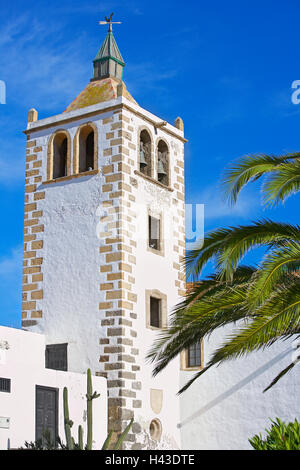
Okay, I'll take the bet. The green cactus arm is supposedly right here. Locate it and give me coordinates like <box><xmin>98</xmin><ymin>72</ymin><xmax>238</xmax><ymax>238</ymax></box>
<box><xmin>78</xmin><ymin>425</ymin><xmax>84</xmax><ymax>450</ymax></box>
<box><xmin>86</xmin><ymin>369</ymin><xmax>93</xmax><ymax>450</ymax></box>
<box><xmin>101</xmin><ymin>430</ymin><xmax>114</xmax><ymax>450</ymax></box>
<box><xmin>113</xmin><ymin>418</ymin><xmax>134</xmax><ymax>450</ymax></box>
<box><xmin>63</xmin><ymin>387</ymin><xmax>74</xmax><ymax>450</ymax></box>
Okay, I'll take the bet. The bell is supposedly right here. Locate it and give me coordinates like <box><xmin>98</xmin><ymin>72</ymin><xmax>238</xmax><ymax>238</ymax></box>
<box><xmin>157</xmin><ymin>159</ymin><xmax>166</xmax><ymax>181</ymax></box>
<box><xmin>140</xmin><ymin>151</ymin><xmax>148</xmax><ymax>168</ymax></box>
<box><xmin>140</xmin><ymin>142</ymin><xmax>148</xmax><ymax>169</ymax></box>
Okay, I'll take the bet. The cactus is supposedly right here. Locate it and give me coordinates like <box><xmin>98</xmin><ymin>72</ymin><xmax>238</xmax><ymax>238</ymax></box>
<box><xmin>78</xmin><ymin>425</ymin><xmax>84</xmax><ymax>450</ymax></box>
<box><xmin>63</xmin><ymin>387</ymin><xmax>74</xmax><ymax>450</ymax></box>
<box><xmin>86</xmin><ymin>368</ymin><xmax>93</xmax><ymax>450</ymax></box>
<box><xmin>86</xmin><ymin>368</ymin><xmax>100</xmax><ymax>450</ymax></box>
<box><xmin>86</xmin><ymin>368</ymin><xmax>99</xmax><ymax>449</ymax></box>
<box><xmin>61</xmin><ymin>369</ymin><xmax>133</xmax><ymax>450</ymax></box>
<box><xmin>113</xmin><ymin>418</ymin><xmax>134</xmax><ymax>450</ymax></box>
<box><xmin>63</xmin><ymin>369</ymin><xmax>100</xmax><ymax>450</ymax></box>
<box><xmin>101</xmin><ymin>419</ymin><xmax>134</xmax><ymax>450</ymax></box>
<box><xmin>101</xmin><ymin>430</ymin><xmax>114</xmax><ymax>450</ymax></box>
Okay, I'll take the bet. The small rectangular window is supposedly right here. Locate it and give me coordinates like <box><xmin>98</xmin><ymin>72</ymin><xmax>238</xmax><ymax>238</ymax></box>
<box><xmin>149</xmin><ymin>216</ymin><xmax>160</xmax><ymax>251</ymax></box>
<box><xmin>0</xmin><ymin>377</ymin><xmax>11</xmax><ymax>393</ymax></box>
<box><xmin>46</xmin><ymin>344</ymin><xmax>68</xmax><ymax>371</ymax></box>
<box><xmin>150</xmin><ymin>297</ymin><xmax>161</xmax><ymax>328</ymax></box>
<box><xmin>187</xmin><ymin>341</ymin><xmax>202</xmax><ymax>368</ymax></box>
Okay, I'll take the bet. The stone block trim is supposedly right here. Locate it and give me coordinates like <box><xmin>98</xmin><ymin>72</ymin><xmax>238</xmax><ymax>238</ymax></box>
<box><xmin>97</xmin><ymin>107</ymin><xmax>186</xmax><ymax>449</ymax></box>
<box><xmin>98</xmin><ymin>109</ymin><xmax>141</xmax><ymax>449</ymax></box>
<box><xmin>22</xmin><ymin>137</ymin><xmax>45</xmax><ymax>326</ymax></box>
<box><xmin>172</xmin><ymin>148</ymin><xmax>186</xmax><ymax>298</ymax></box>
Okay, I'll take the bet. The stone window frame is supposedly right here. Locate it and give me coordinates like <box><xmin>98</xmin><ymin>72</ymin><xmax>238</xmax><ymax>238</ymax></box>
<box><xmin>145</xmin><ymin>289</ymin><xmax>168</xmax><ymax>330</ymax></box>
<box><xmin>137</xmin><ymin>125</ymin><xmax>154</xmax><ymax>178</ymax></box>
<box><xmin>73</xmin><ymin>122</ymin><xmax>98</xmax><ymax>175</ymax></box>
<box><xmin>147</xmin><ymin>208</ymin><xmax>165</xmax><ymax>257</ymax></box>
<box><xmin>155</xmin><ymin>137</ymin><xmax>171</xmax><ymax>188</ymax></box>
<box><xmin>180</xmin><ymin>339</ymin><xmax>204</xmax><ymax>371</ymax></box>
<box><xmin>47</xmin><ymin>129</ymin><xmax>71</xmax><ymax>181</ymax></box>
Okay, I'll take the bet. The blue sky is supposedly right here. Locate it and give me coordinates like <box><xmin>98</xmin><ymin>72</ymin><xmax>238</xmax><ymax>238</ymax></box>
<box><xmin>0</xmin><ymin>0</ymin><xmax>299</xmax><ymax>328</ymax></box>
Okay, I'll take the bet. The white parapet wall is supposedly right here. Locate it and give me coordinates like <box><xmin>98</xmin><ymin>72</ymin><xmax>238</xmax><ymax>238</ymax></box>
<box><xmin>0</xmin><ymin>326</ymin><xmax>107</xmax><ymax>450</ymax></box>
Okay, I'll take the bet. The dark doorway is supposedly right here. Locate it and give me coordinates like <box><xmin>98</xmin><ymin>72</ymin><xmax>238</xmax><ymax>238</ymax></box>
<box><xmin>35</xmin><ymin>386</ymin><xmax>58</xmax><ymax>446</ymax></box>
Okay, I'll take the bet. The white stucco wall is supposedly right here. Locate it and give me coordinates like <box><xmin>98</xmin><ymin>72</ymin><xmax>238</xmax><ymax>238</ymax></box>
<box><xmin>0</xmin><ymin>326</ymin><xmax>107</xmax><ymax>450</ymax></box>
<box><xmin>180</xmin><ymin>327</ymin><xmax>300</xmax><ymax>450</ymax></box>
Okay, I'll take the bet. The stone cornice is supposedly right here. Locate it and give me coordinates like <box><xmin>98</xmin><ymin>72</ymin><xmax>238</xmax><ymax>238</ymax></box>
<box><xmin>24</xmin><ymin>100</ymin><xmax>187</xmax><ymax>143</ymax></box>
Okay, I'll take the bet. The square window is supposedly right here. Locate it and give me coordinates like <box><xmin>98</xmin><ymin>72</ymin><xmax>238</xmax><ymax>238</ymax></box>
<box><xmin>45</xmin><ymin>344</ymin><xmax>68</xmax><ymax>371</ymax></box>
<box><xmin>0</xmin><ymin>377</ymin><xmax>11</xmax><ymax>393</ymax></box>
<box><xmin>150</xmin><ymin>297</ymin><xmax>161</xmax><ymax>328</ymax></box>
<box><xmin>149</xmin><ymin>216</ymin><xmax>160</xmax><ymax>251</ymax></box>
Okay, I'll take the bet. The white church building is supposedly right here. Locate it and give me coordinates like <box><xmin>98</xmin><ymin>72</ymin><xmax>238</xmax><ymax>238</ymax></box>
<box><xmin>0</xmin><ymin>20</ymin><xmax>299</xmax><ymax>450</ymax></box>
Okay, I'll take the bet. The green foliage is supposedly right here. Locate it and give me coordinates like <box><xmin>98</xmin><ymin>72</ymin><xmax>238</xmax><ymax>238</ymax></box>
<box><xmin>23</xmin><ymin>429</ymin><xmax>57</xmax><ymax>450</ymax></box>
<box><xmin>149</xmin><ymin>151</ymin><xmax>300</xmax><ymax>394</ymax></box>
<box><xmin>249</xmin><ymin>418</ymin><xmax>300</xmax><ymax>450</ymax></box>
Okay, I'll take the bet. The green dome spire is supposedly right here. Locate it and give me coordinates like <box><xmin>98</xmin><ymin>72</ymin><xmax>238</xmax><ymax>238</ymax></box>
<box><xmin>92</xmin><ymin>14</ymin><xmax>125</xmax><ymax>81</ymax></box>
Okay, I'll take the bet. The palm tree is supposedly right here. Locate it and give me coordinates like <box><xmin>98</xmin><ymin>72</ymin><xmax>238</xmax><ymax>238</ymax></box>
<box><xmin>148</xmin><ymin>152</ymin><xmax>300</xmax><ymax>393</ymax></box>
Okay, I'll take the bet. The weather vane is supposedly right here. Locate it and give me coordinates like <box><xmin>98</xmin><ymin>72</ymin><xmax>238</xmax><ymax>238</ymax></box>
<box><xmin>99</xmin><ymin>13</ymin><xmax>121</xmax><ymax>32</ymax></box>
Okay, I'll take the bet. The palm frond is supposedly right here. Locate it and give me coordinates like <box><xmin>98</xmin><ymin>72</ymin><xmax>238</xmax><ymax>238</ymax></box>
<box><xmin>248</xmin><ymin>242</ymin><xmax>300</xmax><ymax>305</ymax></box>
<box><xmin>262</xmin><ymin>160</ymin><xmax>300</xmax><ymax>207</ymax></box>
<box><xmin>215</xmin><ymin>220</ymin><xmax>300</xmax><ymax>280</ymax></box>
<box><xmin>184</xmin><ymin>227</ymin><xmax>233</xmax><ymax>281</ymax></box>
<box><xmin>205</xmin><ymin>280</ymin><xmax>300</xmax><ymax>367</ymax></box>
<box><xmin>263</xmin><ymin>362</ymin><xmax>296</xmax><ymax>393</ymax></box>
<box><xmin>185</xmin><ymin>220</ymin><xmax>300</xmax><ymax>282</ymax></box>
<box><xmin>222</xmin><ymin>152</ymin><xmax>300</xmax><ymax>205</ymax></box>
<box><xmin>178</xmin><ymin>365</ymin><xmax>213</xmax><ymax>394</ymax></box>
<box><xmin>172</xmin><ymin>265</ymin><xmax>256</xmax><ymax>320</ymax></box>
<box><xmin>148</xmin><ymin>279</ymin><xmax>251</xmax><ymax>376</ymax></box>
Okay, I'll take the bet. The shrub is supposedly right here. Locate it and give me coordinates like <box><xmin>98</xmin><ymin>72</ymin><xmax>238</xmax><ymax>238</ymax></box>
<box><xmin>249</xmin><ymin>418</ymin><xmax>300</xmax><ymax>450</ymax></box>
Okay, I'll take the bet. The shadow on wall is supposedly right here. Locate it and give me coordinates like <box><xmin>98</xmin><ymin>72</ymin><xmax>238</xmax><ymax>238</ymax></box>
<box><xmin>177</xmin><ymin>347</ymin><xmax>291</xmax><ymax>428</ymax></box>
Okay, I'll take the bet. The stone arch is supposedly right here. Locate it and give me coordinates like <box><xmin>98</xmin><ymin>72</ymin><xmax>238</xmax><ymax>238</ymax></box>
<box><xmin>47</xmin><ymin>129</ymin><xmax>71</xmax><ymax>181</ymax></box>
<box><xmin>73</xmin><ymin>122</ymin><xmax>98</xmax><ymax>174</ymax></box>
<box><xmin>156</xmin><ymin>138</ymin><xmax>170</xmax><ymax>187</ymax></box>
<box><xmin>138</xmin><ymin>126</ymin><xmax>153</xmax><ymax>178</ymax></box>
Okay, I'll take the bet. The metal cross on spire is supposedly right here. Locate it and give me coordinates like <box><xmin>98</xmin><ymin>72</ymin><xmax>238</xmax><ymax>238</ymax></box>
<box><xmin>99</xmin><ymin>13</ymin><xmax>122</xmax><ymax>32</ymax></box>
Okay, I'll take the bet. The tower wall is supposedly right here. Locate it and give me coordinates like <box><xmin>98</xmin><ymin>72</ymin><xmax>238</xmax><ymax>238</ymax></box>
<box><xmin>22</xmin><ymin>97</ymin><xmax>185</xmax><ymax>449</ymax></box>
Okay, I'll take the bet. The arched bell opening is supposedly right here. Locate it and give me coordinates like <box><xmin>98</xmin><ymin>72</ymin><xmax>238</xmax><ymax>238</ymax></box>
<box><xmin>139</xmin><ymin>129</ymin><xmax>152</xmax><ymax>177</ymax></box>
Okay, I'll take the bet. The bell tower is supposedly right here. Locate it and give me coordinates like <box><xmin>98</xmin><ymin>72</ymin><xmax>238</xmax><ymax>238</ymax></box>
<box><xmin>22</xmin><ymin>16</ymin><xmax>186</xmax><ymax>449</ymax></box>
